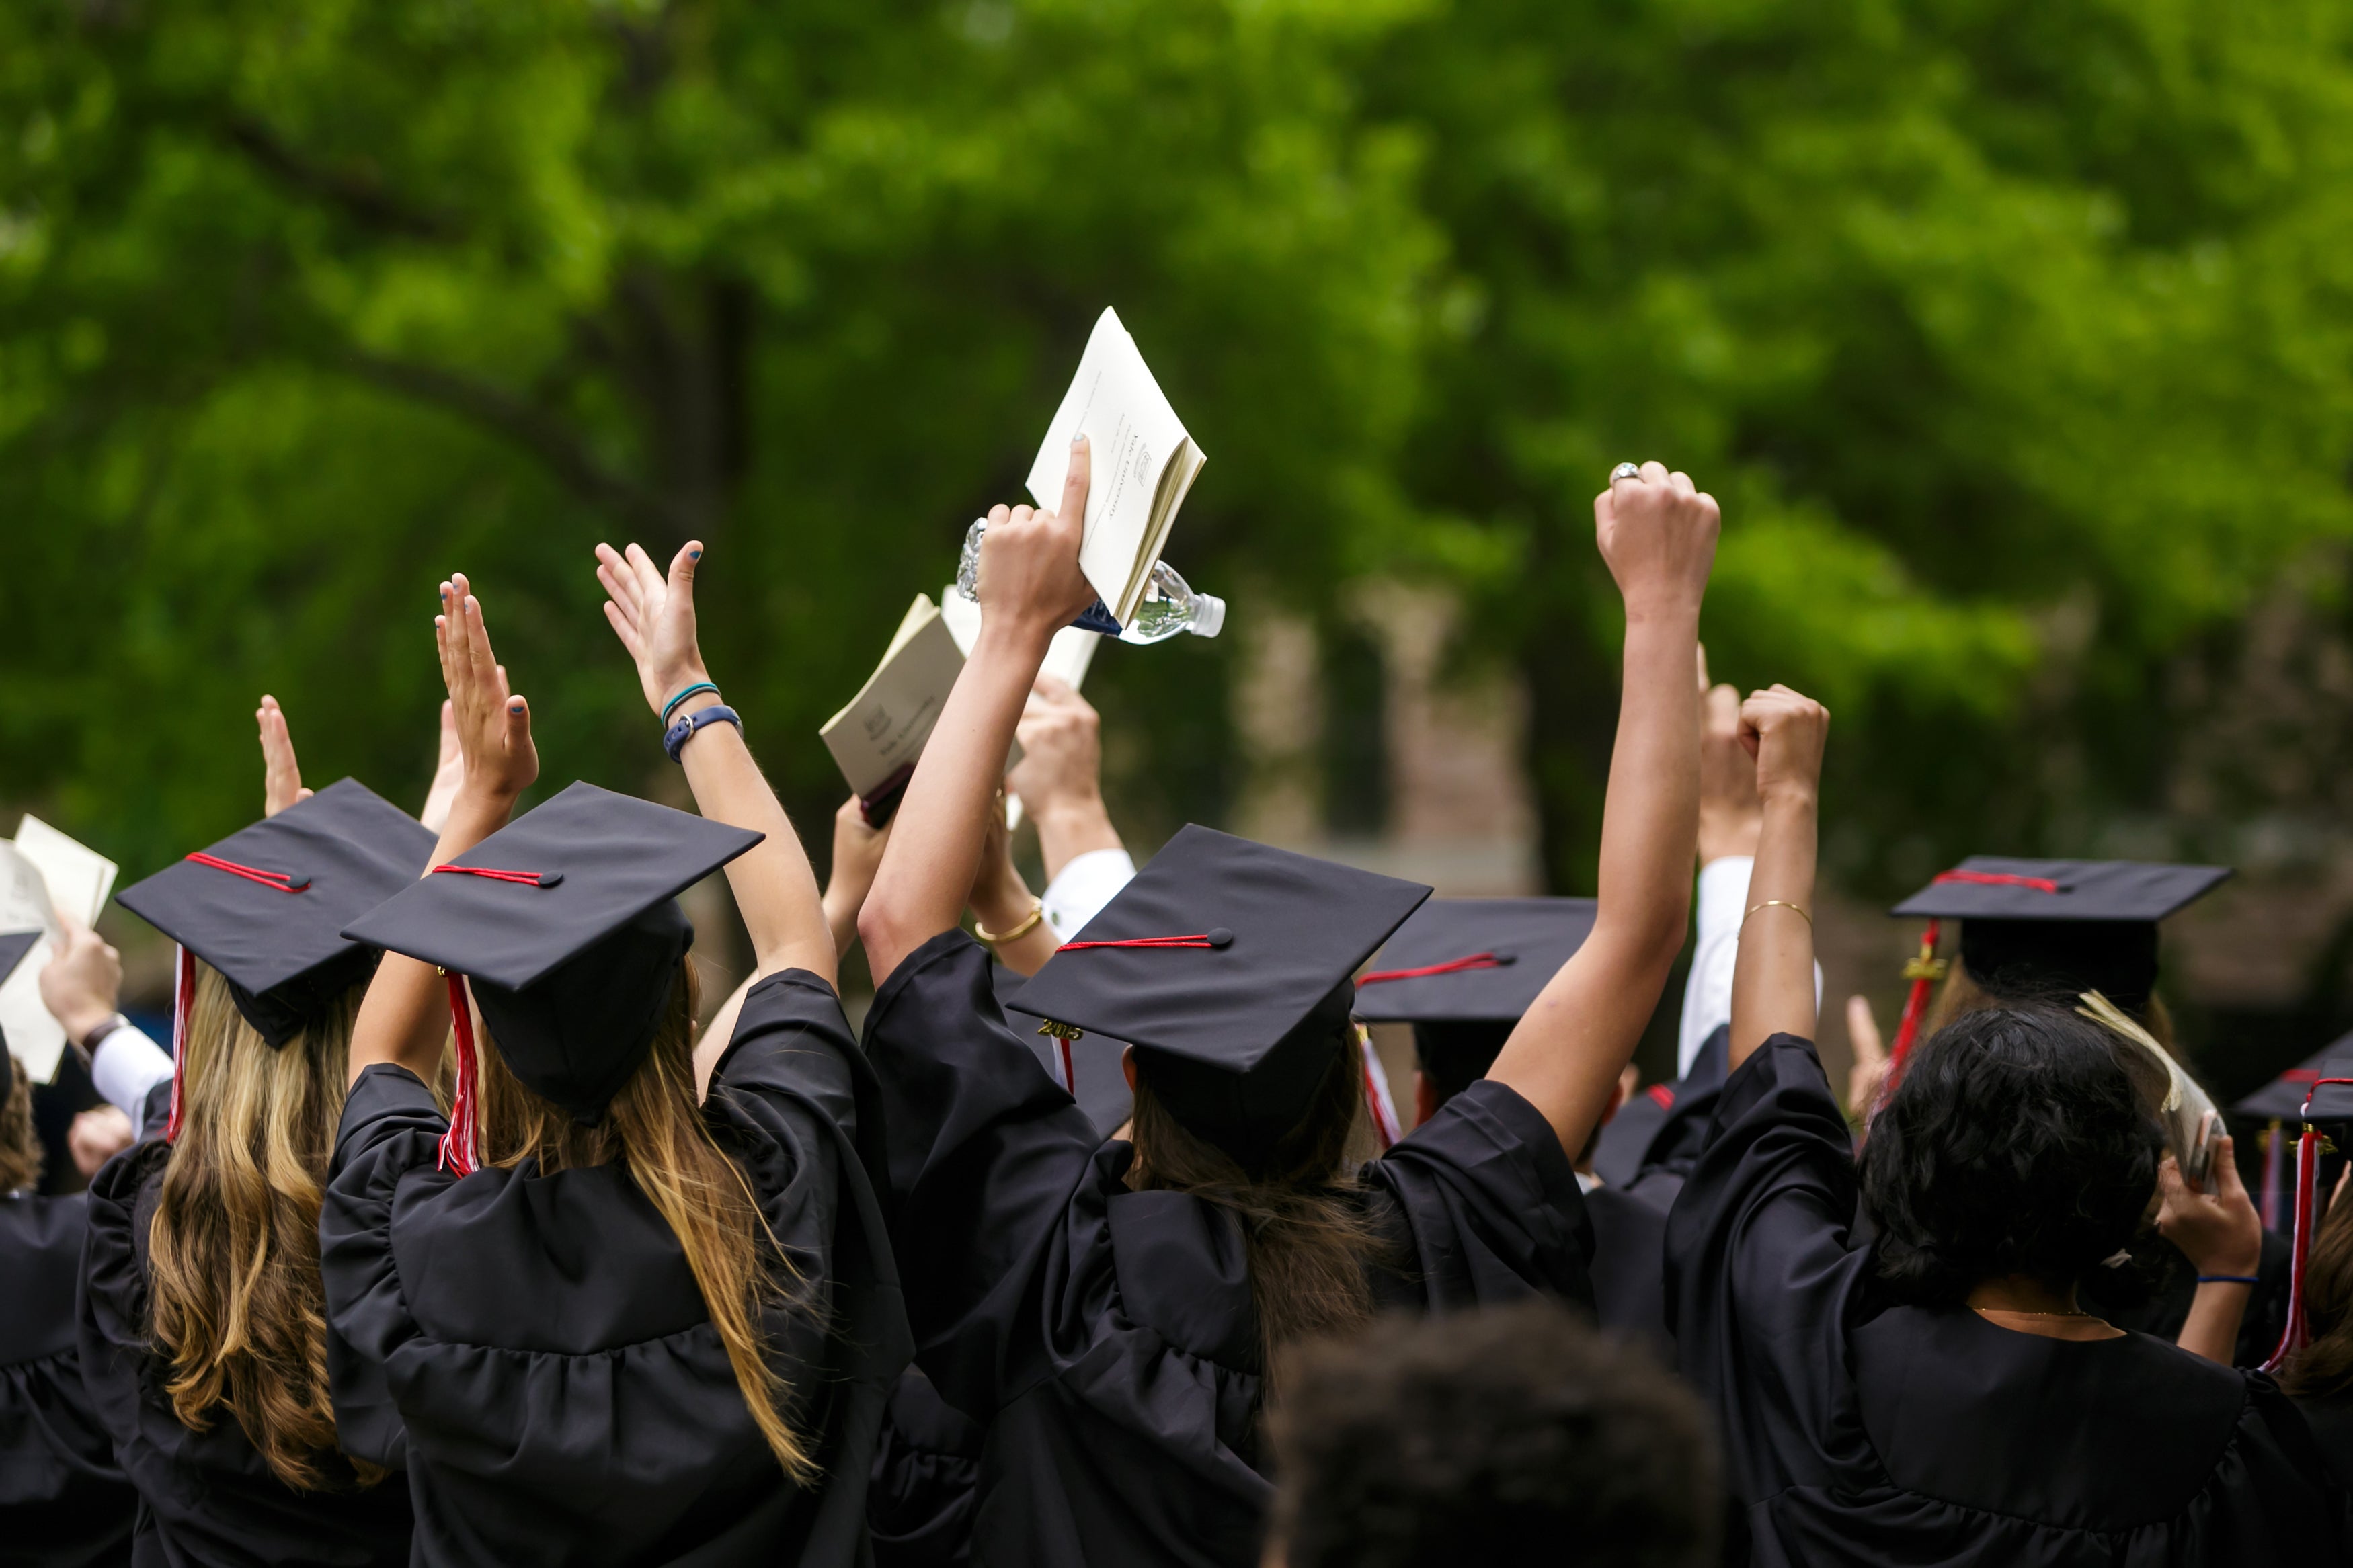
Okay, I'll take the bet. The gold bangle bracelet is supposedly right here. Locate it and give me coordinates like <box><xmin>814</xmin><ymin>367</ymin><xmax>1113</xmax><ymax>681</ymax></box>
<box><xmin>975</xmin><ymin>901</ymin><xmax>1046</xmax><ymax>945</ymax></box>
<box><xmin>1741</xmin><ymin>899</ymin><xmax>1812</xmax><ymax>930</ymax></box>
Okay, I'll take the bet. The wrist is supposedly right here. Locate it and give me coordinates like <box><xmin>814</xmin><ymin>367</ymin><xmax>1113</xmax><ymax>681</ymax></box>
<box><xmin>1697</xmin><ymin>807</ymin><xmax>1763</xmax><ymax>865</ymax></box>
<box><xmin>971</xmin><ymin>876</ymin><xmax>1037</xmax><ymax>931</ymax></box>
<box><xmin>61</xmin><ymin>1005</ymin><xmax>122</xmax><ymax>1047</ymax></box>
<box><xmin>1618</xmin><ymin>593</ymin><xmax>1704</xmax><ymax>628</ymax></box>
<box><xmin>654</xmin><ymin>673</ymin><xmax>716</xmax><ymax>720</ymax></box>
<box><xmin>1758</xmin><ymin>785</ymin><xmax>1819</xmax><ymax>813</ymax></box>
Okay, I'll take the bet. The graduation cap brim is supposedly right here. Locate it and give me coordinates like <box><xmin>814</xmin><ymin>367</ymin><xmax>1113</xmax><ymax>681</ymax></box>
<box><xmin>1890</xmin><ymin>858</ymin><xmax>2231</xmax><ymax>923</ymax></box>
<box><xmin>1351</xmin><ymin>897</ymin><xmax>1597</xmax><ymax>1023</ymax></box>
<box><xmin>994</xmin><ymin>962</ymin><xmax>1132</xmax><ymax>1138</ymax></box>
<box><xmin>341</xmin><ymin>781</ymin><xmax>762</xmax><ymax>989</ymax></box>
<box><xmin>116</xmin><ymin>779</ymin><xmax>437</xmax><ymax>999</ymax></box>
<box><xmin>2237</xmin><ymin>1036</ymin><xmax>2353</xmax><ymax>1122</ymax></box>
<box><xmin>1003</xmin><ymin>825</ymin><xmax>1431</xmax><ymax>1075</ymax></box>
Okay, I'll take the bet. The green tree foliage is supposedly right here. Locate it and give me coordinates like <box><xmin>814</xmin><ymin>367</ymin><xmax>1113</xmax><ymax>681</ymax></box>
<box><xmin>4</xmin><ymin>0</ymin><xmax>2351</xmax><ymax>908</ymax></box>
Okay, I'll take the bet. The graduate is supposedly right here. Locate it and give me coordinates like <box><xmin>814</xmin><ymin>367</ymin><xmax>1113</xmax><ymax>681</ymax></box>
<box><xmin>1884</xmin><ymin>856</ymin><xmax>2293</xmax><ymax>1362</ymax></box>
<box><xmin>1353</xmin><ymin>897</ymin><xmax>1675</xmax><ymax>1358</ymax></box>
<box><xmin>1665</xmin><ymin>686</ymin><xmax>2344</xmax><ymax>1565</ymax></box>
<box><xmin>77</xmin><ymin>706</ymin><xmax>424</xmax><ymax>1568</ymax></box>
<box><xmin>851</xmin><ymin>447</ymin><xmax>1718</xmax><ymax>1567</ymax></box>
<box><xmin>2267</xmin><ymin>1061</ymin><xmax>2353</xmax><ymax>1489</ymax></box>
<box><xmin>318</xmin><ymin>555</ymin><xmax>908</xmax><ymax>1568</ymax></box>
<box><xmin>3</xmin><ymin>989</ymin><xmax>138</xmax><ymax>1568</ymax></box>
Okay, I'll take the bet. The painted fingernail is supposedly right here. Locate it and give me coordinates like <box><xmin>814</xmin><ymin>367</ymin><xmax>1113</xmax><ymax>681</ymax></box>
<box><xmin>690</xmin><ymin>548</ymin><xmax>701</xmax><ymax>559</ymax></box>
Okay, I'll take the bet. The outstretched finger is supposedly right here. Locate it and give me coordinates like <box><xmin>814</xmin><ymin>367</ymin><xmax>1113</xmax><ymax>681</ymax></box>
<box><xmin>624</xmin><ymin>542</ymin><xmax>666</xmax><ymax>606</ymax></box>
<box><xmin>602</xmin><ymin>600</ymin><xmax>645</xmax><ymax>661</ymax></box>
<box><xmin>668</xmin><ymin>540</ymin><xmax>701</xmax><ymax>608</ymax></box>
<box><xmin>1846</xmin><ymin>995</ymin><xmax>1886</xmax><ymax>1067</ymax></box>
<box><xmin>2208</xmin><ymin>1132</ymin><xmax>2246</xmax><ymax>1200</ymax></box>
<box><xmin>1058</xmin><ymin>434</ymin><xmax>1092</xmax><ymax>524</ymax></box>
<box><xmin>595</xmin><ymin>544</ymin><xmax>644</xmax><ymax>628</ymax></box>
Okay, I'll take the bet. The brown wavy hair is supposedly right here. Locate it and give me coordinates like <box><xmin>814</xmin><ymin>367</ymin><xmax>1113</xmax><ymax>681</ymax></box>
<box><xmin>146</xmin><ymin>964</ymin><xmax>382</xmax><ymax>1491</ymax></box>
<box><xmin>471</xmin><ymin>956</ymin><xmax>816</xmax><ymax>1480</ymax></box>
<box><xmin>1</xmin><ymin>1052</ymin><xmax>40</xmax><ymax>1194</ymax></box>
<box><xmin>1126</xmin><ymin>1026</ymin><xmax>1391</xmax><ymax>1390</ymax></box>
<box><xmin>2284</xmin><ymin>1180</ymin><xmax>2353</xmax><ymax>1398</ymax></box>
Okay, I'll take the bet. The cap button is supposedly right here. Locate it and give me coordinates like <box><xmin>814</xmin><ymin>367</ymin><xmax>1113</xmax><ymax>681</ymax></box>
<box><xmin>284</xmin><ymin>874</ymin><xmax>312</xmax><ymax>891</ymax></box>
<box><xmin>535</xmin><ymin>872</ymin><xmax>565</xmax><ymax>888</ymax></box>
<box><xmin>1492</xmin><ymin>950</ymin><xmax>1517</xmax><ymax>966</ymax></box>
<box><xmin>1206</xmin><ymin>927</ymin><xmax>1234</xmax><ymax>948</ymax></box>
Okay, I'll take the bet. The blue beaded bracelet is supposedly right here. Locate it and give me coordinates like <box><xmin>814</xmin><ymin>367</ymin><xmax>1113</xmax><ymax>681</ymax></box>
<box><xmin>660</xmin><ymin>681</ymin><xmax>719</xmax><ymax>723</ymax></box>
<box><xmin>664</xmin><ymin>704</ymin><xmax>741</xmax><ymax>763</ymax></box>
<box><xmin>2196</xmin><ymin>1274</ymin><xmax>2261</xmax><ymax>1286</ymax></box>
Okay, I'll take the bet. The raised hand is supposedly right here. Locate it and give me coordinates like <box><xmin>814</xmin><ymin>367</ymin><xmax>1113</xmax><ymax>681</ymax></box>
<box><xmin>821</xmin><ymin>796</ymin><xmax>891</xmax><ymax>960</ymax></box>
<box><xmin>435</xmin><ymin>573</ymin><xmax>538</xmax><ymax>803</ymax></box>
<box><xmin>2158</xmin><ymin>1126</ymin><xmax>2262</xmax><ymax>1278</ymax></box>
<box><xmin>68</xmin><ymin>1105</ymin><xmax>136</xmax><ymax>1178</ymax></box>
<box><xmin>1696</xmin><ymin>647</ymin><xmax>1761</xmax><ymax>865</ymax></box>
<box><xmin>39</xmin><ymin>915</ymin><xmax>123</xmax><ymax>1045</ymax></box>
<box><xmin>594</xmin><ymin>540</ymin><xmax>710</xmax><ymax>718</ymax></box>
<box><xmin>975</xmin><ymin>436</ymin><xmax>1096</xmax><ymax>641</ymax></box>
<box><xmin>1845</xmin><ymin>995</ymin><xmax>1890</xmax><ymax>1122</ymax></box>
<box><xmin>1008</xmin><ymin>673</ymin><xmax>1123</xmax><ymax>883</ymax></box>
<box><xmin>257</xmin><ymin>696</ymin><xmax>311</xmax><ymax>817</ymax></box>
<box><xmin>1595</xmin><ymin>462</ymin><xmax>1718</xmax><ymax>617</ymax></box>
<box><xmin>1737</xmin><ymin>684</ymin><xmax>1830</xmax><ymax>809</ymax></box>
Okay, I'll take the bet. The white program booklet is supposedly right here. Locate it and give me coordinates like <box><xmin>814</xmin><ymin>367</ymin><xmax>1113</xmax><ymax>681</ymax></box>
<box><xmin>0</xmin><ymin>819</ymin><xmax>115</xmax><ymax>1082</ymax></box>
<box><xmin>16</xmin><ymin>815</ymin><xmax>116</xmax><ymax>927</ymax></box>
<box><xmin>1023</xmin><ymin>308</ymin><xmax>1206</xmax><ymax>627</ymax></box>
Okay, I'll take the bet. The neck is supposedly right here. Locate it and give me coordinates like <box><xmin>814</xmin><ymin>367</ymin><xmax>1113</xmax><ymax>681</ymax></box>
<box><xmin>1966</xmin><ymin>1275</ymin><xmax>2080</xmax><ymax>1315</ymax></box>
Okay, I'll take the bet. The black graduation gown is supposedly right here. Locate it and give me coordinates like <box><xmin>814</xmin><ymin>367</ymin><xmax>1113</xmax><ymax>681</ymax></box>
<box><xmin>869</xmin><ymin>1366</ymin><xmax>983</xmax><ymax>1568</ymax></box>
<box><xmin>1583</xmin><ymin>1180</ymin><xmax>1673</xmax><ymax>1362</ymax></box>
<box><xmin>2079</xmin><ymin>1227</ymin><xmax>2295</xmax><ymax>1370</ymax></box>
<box><xmin>78</xmin><ymin>1143</ymin><xmax>414</xmax><ymax>1568</ymax></box>
<box><xmin>1</xmin><ymin>1191</ymin><xmax>134</xmax><ymax>1568</ymax></box>
<box><xmin>318</xmin><ymin>969</ymin><xmax>909</xmax><ymax>1568</ymax></box>
<box><xmin>1667</xmin><ymin>1033</ymin><xmax>2347</xmax><ymax>1566</ymax></box>
<box><xmin>863</xmin><ymin>930</ymin><xmax>1595</xmax><ymax>1568</ymax></box>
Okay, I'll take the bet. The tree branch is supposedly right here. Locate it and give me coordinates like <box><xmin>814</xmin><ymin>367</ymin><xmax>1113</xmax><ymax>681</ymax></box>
<box><xmin>340</xmin><ymin>349</ymin><xmax>688</xmax><ymax>537</ymax></box>
<box><xmin>219</xmin><ymin>118</ymin><xmax>461</xmax><ymax>242</ymax></box>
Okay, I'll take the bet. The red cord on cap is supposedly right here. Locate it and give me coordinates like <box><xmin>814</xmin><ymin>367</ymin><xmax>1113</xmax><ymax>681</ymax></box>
<box><xmin>1058</xmin><ymin>930</ymin><xmax>1233</xmax><ymax>952</ymax></box>
<box><xmin>163</xmin><ymin>945</ymin><xmax>196</xmax><ymax>1143</ymax></box>
<box><xmin>1931</xmin><ymin>868</ymin><xmax>2064</xmax><ymax>894</ymax></box>
<box><xmin>1357</xmin><ymin>952</ymin><xmax>1507</xmax><ymax>985</ymax></box>
<box><xmin>439</xmin><ymin>974</ymin><xmax>481</xmax><ymax>1176</ymax></box>
<box><xmin>2265</xmin><ymin>1077</ymin><xmax>2353</xmax><ymax>1374</ymax></box>
<box><xmin>184</xmin><ymin>851</ymin><xmax>309</xmax><ymax>893</ymax></box>
<box><xmin>430</xmin><ymin>864</ymin><xmax>562</xmax><ymax>887</ymax></box>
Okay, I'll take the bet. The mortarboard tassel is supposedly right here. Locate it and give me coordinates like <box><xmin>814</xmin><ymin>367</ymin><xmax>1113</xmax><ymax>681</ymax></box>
<box><xmin>1358</xmin><ymin>1025</ymin><xmax>1400</xmax><ymax>1150</ymax></box>
<box><xmin>163</xmin><ymin>944</ymin><xmax>196</xmax><ymax>1143</ymax></box>
<box><xmin>2264</xmin><ymin>1078</ymin><xmax>2353</xmax><ymax>1375</ymax></box>
<box><xmin>1886</xmin><ymin>919</ymin><xmax>1944</xmax><ymax>1075</ymax></box>
<box><xmin>439</xmin><ymin>973</ymin><xmax>481</xmax><ymax>1176</ymax></box>
<box><xmin>183</xmin><ymin>850</ymin><xmax>311</xmax><ymax>893</ymax></box>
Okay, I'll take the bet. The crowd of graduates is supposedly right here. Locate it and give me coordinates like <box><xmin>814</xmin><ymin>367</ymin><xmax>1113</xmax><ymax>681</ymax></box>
<box><xmin>7</xmin><ymin>446</ymin><xmax>2353</xmax><ymax>1566</ymax></box>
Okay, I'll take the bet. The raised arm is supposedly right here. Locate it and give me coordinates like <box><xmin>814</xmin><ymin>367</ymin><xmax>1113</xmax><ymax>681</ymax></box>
<box><xmin>1725</xmin><ymin>686</ymin><xmax>1828</xmax><ymax>1073</ymax></box>
<box><xmin>1008</xmin><ymin>675</ymin><xmax>1123</xmax><ymax>884</ymax></box>
<box><xmin>1486</xmin><ymin>463</ymin><xmax>1716</xmax><ymax>1153</ymax></box>
<box><xmin>349</xmin><ymin>575</ymin><xmax>540</xmax><ymax>1086</ymax></box>
<box><xmin>860</xmin><ymin>438</ymin><xmax>1096</xmax><ymax>986</ymax></box>
<box><xmin>596</xmin><ymin>540</ymin><xmax>834</xmax><ymax>986</ymax></box>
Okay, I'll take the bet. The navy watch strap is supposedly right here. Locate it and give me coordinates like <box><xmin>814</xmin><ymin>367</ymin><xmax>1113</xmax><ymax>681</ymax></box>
<box><xmin>664</xmin><ymin>704</ymin><xmax>742</xmax><ymax>763</ymax></box>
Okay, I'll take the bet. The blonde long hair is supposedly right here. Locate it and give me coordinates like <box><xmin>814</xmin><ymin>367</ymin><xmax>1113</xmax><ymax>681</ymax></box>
<box><xmin>146</xmin><ymin>964</ymin><xmax>382</xmax><ymax>1491</ymax></box>
<box><xmin>472</xmin><ymin>956</ymin><xmax>816</xmax><ymax>1481</ymax></box>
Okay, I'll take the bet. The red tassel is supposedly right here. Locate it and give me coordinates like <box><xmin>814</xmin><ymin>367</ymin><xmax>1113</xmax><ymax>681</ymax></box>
<box><xmin>1359</xmin><ymin>1028</ymin><xmax>1399</xmax><ymax>1150</ymax></box>
<box><xmin>1357</xmin><ymin>952</ymin><xmax>1507</xmax><ymax>986</ymax></box>
<box><xmin>1930</xmin><ymin>869</ymin><xmax>2062</xmax><ymax>895</ymax></box>
<box><xmin>438</xmin><ymin>974</ymin><xmax>480</xmax><ymax>1176</ymax></box>
<box><xmin>1057</xmin><ymin>1034</ymin><xmax>1076</xmax><ymax>1096</ymax></box>
<box><xmin>1886</xmin><ymin>919</ymin><xmax>1944</xmax><ymax>1077</ymax></box>
<box><xmin>2266</xmin><ymin>1126</ymin><xmax>2326</xmax><ymax>1374</ymax></box>
<box><xmin>1059</xmin><ymin>934</ymin><xmax>1224</xmax><ymax>951</ymax></box>
<box><xmin>183</xmin><ymin>851</ymin><xmax>309</xmax><ymax>893</ymax></box>
<box><xmin>163</xmin><ymin>946</ymin><xmax>195</xmax><ymax>1143</ymax></box>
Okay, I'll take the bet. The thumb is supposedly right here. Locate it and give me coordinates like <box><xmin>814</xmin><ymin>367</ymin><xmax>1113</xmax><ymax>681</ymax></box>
<box><xmin>2208</xmin><ymin>1133</ymin><xmax>2245</xmax><ymax>1200</ymax></box>
<box><xmin>1846</xmin><ymin>995</ymin><xmax>1885</xmax><ymax>1065</ymax></box>
<box><xmin>503</xmin><ymin>694</ymin><xmax>532</xmax><ymax>748</ymax></box>
<box><xmin>1058</xmin><ymin>435</ymin><xmax>1091</xmax><ymax>524</ymax></box>
<box><xmin>671</xmin><ymin>541</ymin><xmax>703</xmax><ymax>597</ymax></box>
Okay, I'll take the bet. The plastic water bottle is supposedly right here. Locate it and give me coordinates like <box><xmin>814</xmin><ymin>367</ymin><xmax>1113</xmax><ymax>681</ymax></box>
<box><xmin>956</xmin><ymin>519</ymin><xmax>1226</xmax><ymax>644</ymax></box>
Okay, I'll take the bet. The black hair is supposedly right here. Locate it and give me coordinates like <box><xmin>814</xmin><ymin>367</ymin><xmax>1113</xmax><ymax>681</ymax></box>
<box><xmin>1410</xmin><ymin>1020</ymin><xmax>1513</xmax><ymax>1106</ymax></box>
<box><xmin>1860</xmin><ymin>1004</ymin><xmax>2163</xmax><ymax>1305</ymax></box>
<box><xmin>1264</xmin><ymin>1302</ymin><xmax>1719</xmax><ymax>1568</ymax></box>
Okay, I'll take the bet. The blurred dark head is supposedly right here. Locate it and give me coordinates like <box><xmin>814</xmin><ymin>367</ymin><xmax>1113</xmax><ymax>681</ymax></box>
<box><xmin>1861</xmin><ymin>1005</ymin><xmax>2161</xmax><ymax>1305</ymax></box>
<box><xmin>1265</xmin><ymin>1301</ymin><xmax>1720</xmax><ymax>1568</ymax></box>
<box><xmin>1411</xmin><ymin>1020</ymin><xmax>1513</xmax><ymax>1108</ymax></box>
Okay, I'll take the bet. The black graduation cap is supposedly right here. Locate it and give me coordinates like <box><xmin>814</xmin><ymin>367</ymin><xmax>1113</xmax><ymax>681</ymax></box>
<box><xmin>1004</xmin><ymin>825</ymin><xmax>1430</xmax><ymax>1161</ymax></box>
<box><xmin>1351</xmin><ymin>897</ymin><xmax>1596</xmax><ymax>1102</ymax></box>
<box><xmin>993</xmin><ymin>963</ymin><xmax>1133</xmax><ymax>1138</ymax></box>
<box><xmin>342</xmin><ymin>781</ymin><xmax>760</xmax><ymax>1118</ymax></box>
<box><xmin>115</xmin><ymin>779</ymin><xmax>437</xmax><ymax>1048</ymax></box>
<box><xmin>1889</xmin><ymin>857</ymin><xmax>2230</xmax><ymax>1014</ymax></box>
<box><xmin>2235</xmin><ymin>1039</ymin><xmax>2353</xmax><ymax>1124</ymax></box>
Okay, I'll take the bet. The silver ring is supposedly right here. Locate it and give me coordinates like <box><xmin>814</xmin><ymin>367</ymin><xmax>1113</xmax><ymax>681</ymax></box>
<box><xmin>1610</xmin><ymin>462</ymin><xmax>1642</xmax><ymax>482</ymax></box>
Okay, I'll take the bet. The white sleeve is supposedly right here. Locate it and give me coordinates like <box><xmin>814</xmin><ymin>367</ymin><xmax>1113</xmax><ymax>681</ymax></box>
<box><xmin>92</xmin><ymin>1024</ymin><xmax>175</xmax><ymax>1119</ymax></box>
<box><xmin>1675</xmin><ymin>855</ymin><xmax>1826</xmax><ymax>1079</ymax></box>
<box><xmin>1677</xmin><ymin>857</ymin><xmax>1753</xmax><ymax>1077</ymax></box>
<box><xmin>1040</xmin><ymin>848</ymin><xmax>1138</xmax><ymax>940</ymax></box>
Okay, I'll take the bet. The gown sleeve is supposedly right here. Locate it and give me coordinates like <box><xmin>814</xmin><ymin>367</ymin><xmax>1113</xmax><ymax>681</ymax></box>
<box><xmin>859</xmin><ymin>930</ymin><xmax>1103</xmax><ymax>1418</ymax></box>
<box><xmin>1663</xmin><ymin>1032</ymin><xmax>1876</xmax><ymax>1505</ymax></box>
<box><xmin>1364</xmin><ymin>1077</ymin><xmax>1596</xmax><ymax>1310</ymax></box>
